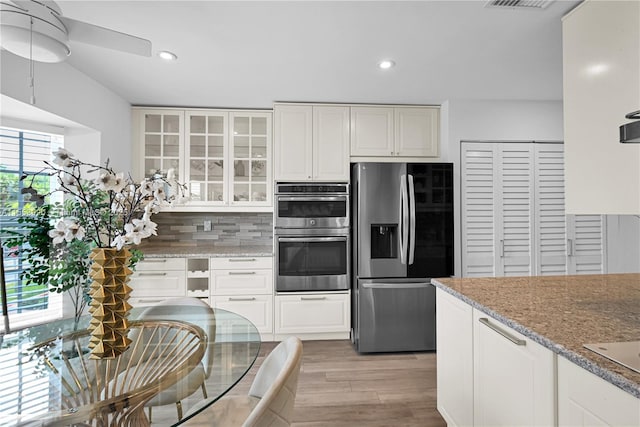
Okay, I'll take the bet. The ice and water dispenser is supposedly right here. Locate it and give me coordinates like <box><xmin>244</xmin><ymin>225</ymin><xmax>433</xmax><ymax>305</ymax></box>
<box><xmin>370</xmin><ymin>224</ymin><xmax>398</xmax><ymax>259</ymax></box>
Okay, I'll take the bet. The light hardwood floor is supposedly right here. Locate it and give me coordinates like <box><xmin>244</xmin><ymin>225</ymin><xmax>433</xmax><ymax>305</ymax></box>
<box><xmin>152</xmin><ymin>339</ymin><xmax>446</xmax><ymax>426</ymax></box>
<box><xmin>230</xmin><ymin>340</ymin><xmax>446</xmax><ymax>427</ymax></box>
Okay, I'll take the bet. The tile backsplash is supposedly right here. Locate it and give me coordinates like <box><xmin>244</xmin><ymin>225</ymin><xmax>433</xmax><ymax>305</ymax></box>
<box><xmin>143</xmin><ymin>212</ymin><xmax>273</xmax><ymax>247</ymax></box>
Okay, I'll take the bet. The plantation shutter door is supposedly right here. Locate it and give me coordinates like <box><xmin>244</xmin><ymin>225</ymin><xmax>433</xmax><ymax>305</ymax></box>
<box><xmin>534</xmin><ymin>144</ymin><xmax>568</xmax><ymax>275</ymax></box>
<box><xmin>567</xmin><ymin>215</ymin><xmax>607</xmax><ymax>274</ymax></box>
<box><xmin>497</xmin><ymin>144</ymin><xmax>534</xmax><ymax>277</ymax></box>
<box><xmin>461</xmin><ymin>143</ymin><xmax>497</xmax><ymax>277</ymax></box>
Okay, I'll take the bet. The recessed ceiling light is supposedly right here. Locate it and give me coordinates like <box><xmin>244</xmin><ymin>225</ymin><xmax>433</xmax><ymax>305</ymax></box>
<box><xmin>158</xmin><ymin>51</ymin><xmax>178</xmax><ymax>61</ymax></box>
<box><xmin>378</xmin><ymin>60</ymin><xmax>395</xmax><ymax>69</ymax></box>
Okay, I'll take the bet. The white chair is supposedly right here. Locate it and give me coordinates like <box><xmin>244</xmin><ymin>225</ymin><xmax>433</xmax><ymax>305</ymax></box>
<box><xmin>184</xmin><ymin>336</ymin><xmax>303</xmax><ymax>427</ymax></box>
<box><xmin>136</xmin><ymin>297</ymin><xmax>217</xmax><ymax>421</ymax></box>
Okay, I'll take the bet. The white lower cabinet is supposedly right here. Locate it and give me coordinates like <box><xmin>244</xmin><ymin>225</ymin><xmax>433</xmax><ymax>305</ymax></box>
<box><xmin>558</xmin><ymin>356</ymin><xmax>640</xmax><ymax>426</ymax></box>
<box><xmin>210</xmin><ymin>256</ymin><xmax>273</xmax><ymax>339</ymax></box>
<box><xmin>274</xmin><ymin>292</ymin><xmax>350</xmax><ymax>338</ymax></box>
<box><xmin>473</xmin><ymin>309</ymin><xmax>555</xmax><ymax>427</ymax></box>
<box><xmin>130</xmin><ymin>257</ymin><xmax>187</xmax><ymax>301</ymax></box>
<box><xmin>436</xmin><ymin>289</ymin><xmax>474</xmax><ymax>427</ymax></box>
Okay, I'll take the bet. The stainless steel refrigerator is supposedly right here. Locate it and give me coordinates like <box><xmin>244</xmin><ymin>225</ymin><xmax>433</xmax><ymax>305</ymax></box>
<box><xmin>351</xmin><ymin>162</ymin><xmax>454</xmax><ymax>353</ymax></box>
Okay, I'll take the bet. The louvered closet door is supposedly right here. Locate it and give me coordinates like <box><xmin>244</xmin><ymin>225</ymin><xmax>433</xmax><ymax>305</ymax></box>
<box><xmin>497</xmin><ymin>144</ymin><xmax>534</xmax><ymax>276</ymax></box>
<box><xmin>534</xmin><ymin>144</ymin><xmax>568</xmax><ymax>275</ymax></box>
<box><xmin>567</xmin><ymin>215</ymin><xmax>607</xmax><ymax>274</ymax></box>
<box><xmin>461</xmin><ymin>143</ymin><xmax>497</xmax><ymax>277</ymax></box>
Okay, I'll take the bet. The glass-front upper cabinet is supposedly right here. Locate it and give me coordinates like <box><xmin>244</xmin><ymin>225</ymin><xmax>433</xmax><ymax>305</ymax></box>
<box><xmin>185</xmin><ymin>111</ymin><xmax>227</xmax><ymax>205</ymax></box>
<box><xmin>137</xmin><ymin>110</ymin><xmax>184</xmax><ymax>181</ymax></box>
<box><xmin>229</xmin><ymin>112</ymin><xmax>272</xmax><ymax>206</ymax></box>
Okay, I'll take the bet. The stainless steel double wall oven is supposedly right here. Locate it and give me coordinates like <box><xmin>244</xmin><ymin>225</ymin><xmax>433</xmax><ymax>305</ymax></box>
<box><xmin>274</xmin><ymin>183</ymin><xmax>350</xmax><ymax>292</ymax></box>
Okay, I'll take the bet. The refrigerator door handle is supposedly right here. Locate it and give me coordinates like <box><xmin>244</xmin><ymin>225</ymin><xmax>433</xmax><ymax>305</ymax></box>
<box><xmin>408</xmin><ymin>174</ymin><xmax>416</xmax><ymax>265</ymax></box>
<box><xmin>361</xmin><ymin>282</ymin><xmax>430</xmax><ymax>289</ymax></box>
<box><xmin>399</xmin><ymin>174</ymin><xmax>408</xmax><ymax>265</ymax></box>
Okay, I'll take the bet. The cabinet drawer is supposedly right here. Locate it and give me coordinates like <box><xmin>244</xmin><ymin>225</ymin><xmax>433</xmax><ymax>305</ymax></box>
<box><xmin>136</xmin><ymin>257</ymin><xmax>186</xmax><ymax>271</ymax></box>
<box><xmin>212</xmin><ymin>269</ymin><xmax>273</xmax><ymax>295</ymax></box>
<box><xmin>130</xmin><ymin>270</ymin><xmax>186</xmax><ymax>297</ymax></box>
<box><xmin>275</xmin><ymin>293</ymin><xmax>349</xmax><ymax>334</ymax></box>
<box><xmin>211</xmin><ymin>256</ymin><xmax>272</xmax><ymax>270</ymax></box>
<box><xmin>212</xmin><ymin>295</ymin><xmax>273</xmax><ymax>335</ymax></box>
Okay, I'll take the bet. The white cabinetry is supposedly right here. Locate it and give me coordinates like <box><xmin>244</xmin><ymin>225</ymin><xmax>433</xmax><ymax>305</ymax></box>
<box><xmin>274</xmin><ymin>292</ymin><xmax>350</xmax><ymax>339</ymax></box>
<box><xmin>132</xmin><ymin>107</ymin><xmax>272</xmax><ymax>210</ymax></box>
<box><xmin>436</xmin><ymin>289</ymin><xmax>474</xmax><ymax>427</ymax></box>
<box><xmin>562</xmin><ymin>0</ymin><xmax>640</xmax><ymax>215</ymax></box>
<box><xmin>210</xmin><ymin>256</ymin><xmax>273</xmax><ymax>338</ymax></box>
<box><xmin>461</xmin><ymin>142</ymin><xmax>607</xmax><ymax>277</ymax></box>
<box><xmin>472</xmin><ymin>309</ymin><xmax>555</xmax><ymax>427</ymax></box>
<box><xmin>558</xmin><ymin>356</ymin><xmax>640</xmax><ymax>426</ymax></box>
<box><xmin>350</xmin><ymin>106</ymin><xmax>439</xmax><ymax>158</ymax></box>
<box><xmin>129</xmin><ymin>257</ymin><xmax>187</xmax><ymax>306</ymax></box>
<box><xmin>273</xmin><ymin>104</ymin><xmax>350</xmax><ymax>181</ymax></box>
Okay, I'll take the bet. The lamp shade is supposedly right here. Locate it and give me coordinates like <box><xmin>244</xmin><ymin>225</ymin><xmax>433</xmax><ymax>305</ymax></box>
<box><xmin>1</xmin><ymin>24</ymin><xmax>69</xmax><ymax>62</ymax></box>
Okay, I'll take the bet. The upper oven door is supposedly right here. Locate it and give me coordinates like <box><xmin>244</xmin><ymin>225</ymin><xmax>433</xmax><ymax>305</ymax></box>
<box><xmin>275</xmin><ymin>195</ymin><xmax>349</xmax><ymax>228</ymax></box>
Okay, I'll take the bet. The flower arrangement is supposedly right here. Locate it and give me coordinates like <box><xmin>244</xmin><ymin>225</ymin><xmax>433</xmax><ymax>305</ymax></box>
<box><xmin>42</xmin><ymin>148</ymin><xmax>186</xmax><ymax>250</ymax></box>
<box><xmin>4</xmin><ymin>149</ymin><xmax>186</xmax><ymax>328</ymax></box>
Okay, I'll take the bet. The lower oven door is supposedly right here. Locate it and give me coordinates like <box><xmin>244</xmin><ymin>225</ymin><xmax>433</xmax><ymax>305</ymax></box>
<box><xmin>276</xmin><ymin>234</ymin><xmax>349</xmax><ymax>292</ymax></box>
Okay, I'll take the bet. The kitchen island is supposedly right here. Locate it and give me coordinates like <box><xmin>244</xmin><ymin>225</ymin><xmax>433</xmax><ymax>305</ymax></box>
<box><xmin>432</xmin><ymin>273</ymin><xmax>640</xmax><ymax>426</ymax></box>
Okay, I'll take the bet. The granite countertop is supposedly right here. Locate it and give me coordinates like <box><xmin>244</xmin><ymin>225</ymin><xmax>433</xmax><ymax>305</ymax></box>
<box><xmin>136</xmin><ymin>244</ymin><xmax>273</xmax><ymax>258</ymax></box>
<box><xmin>432</xmin><ymin>274</ymin><xmax>640</xmax><ymax>399</ymax></box>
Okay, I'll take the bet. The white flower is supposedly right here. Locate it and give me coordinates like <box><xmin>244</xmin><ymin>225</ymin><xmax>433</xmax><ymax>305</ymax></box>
<box><xmin>58</xmin><ymin>173</ymin><xmax>77</xmax><ymax>187</ymax></box>
<box><xmin>140</xmin><ymin>180</ymin><xmax>154</xmax><ymax>196</ymax></box>
<box><xmin>63</xmin><ymin>219</ymin><xmax>85</xmax><ymax>242</ymax></box>
<box><xmin>48</xmin><ymin>220</ymin><xmax>67</xmax><ymax>245</ymax></box>
<box><xmin>95</xmin><ymin>172</ymin><xmax>124</xmax><ymax>191</ymax></box>
<box><xmin>111</xmin><ymin>235</ymin><xmax>129</xmax><ymax>251</ymax></box>
<box><xmin>153</xmin><ymin>186</ymin><xmax>166</xmax><ymax>201</ymax></box>
<box><xmin>166</xmin><ymin>168</ymin><xmax>175</xmax><ymax>181</ymax></box>
<box><xmin>52</xmin><ymin>149</ymin><xmax>74</xmax><ymax>167</ymax></box>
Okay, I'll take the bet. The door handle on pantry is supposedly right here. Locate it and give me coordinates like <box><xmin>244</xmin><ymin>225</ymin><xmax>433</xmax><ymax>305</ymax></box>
<box><xmin>300</xmin><ymin>296</ymin><xmax>327</xmax><ymax>301</ymax></box>
<box><xmin>228</xmin><ymin>271</ymin><xmax>256</xmax><ymax>275</ymax></box>
<box><xmin>479</xmin><ymin>317</ymin><xmax>526</xmax><ymax>346</ymax></box>
<box><xmin>138</xmin><ymin>272</ymin><xmax>167</xmax><ymax>276</ymax></box>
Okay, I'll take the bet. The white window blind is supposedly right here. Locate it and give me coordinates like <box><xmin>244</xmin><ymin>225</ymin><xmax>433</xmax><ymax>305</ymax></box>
<box><xmin>0</xmin><ymin>127</ymin><xmax>63</xmax><ymax>333</ymax></box>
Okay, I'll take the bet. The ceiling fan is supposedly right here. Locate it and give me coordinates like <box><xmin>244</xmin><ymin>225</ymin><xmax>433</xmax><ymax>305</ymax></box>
<box><xmin>0</xmin><ymin>0</ymin><xmax>152</xmax><ymax>63</ymax></box>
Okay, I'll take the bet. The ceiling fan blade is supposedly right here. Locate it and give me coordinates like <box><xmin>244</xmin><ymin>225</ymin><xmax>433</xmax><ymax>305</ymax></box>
<box><xmin>59</xmin><ymin>16</ymin><xmax>151</xmax><ymax>57</ymax></box>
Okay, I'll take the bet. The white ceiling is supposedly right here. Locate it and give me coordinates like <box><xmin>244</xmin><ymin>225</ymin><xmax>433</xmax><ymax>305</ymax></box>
<box><xmin>51</xmin><ymin>0</ymin><xmax>579</xmax><ymax>109</ymax></box>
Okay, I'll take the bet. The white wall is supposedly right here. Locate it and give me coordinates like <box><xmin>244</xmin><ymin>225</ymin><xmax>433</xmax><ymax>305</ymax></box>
<box><xmin>0</xmin><ymin>51</ymin><xmax>132</xmax><ymax>171</ymax></box>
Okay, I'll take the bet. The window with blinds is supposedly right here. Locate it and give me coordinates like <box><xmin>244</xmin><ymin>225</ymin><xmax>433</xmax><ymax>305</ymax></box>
<box><xmin>0</xmin><ymin>127</ymin><xmax>64</xmax><ymax>332</ymax></box>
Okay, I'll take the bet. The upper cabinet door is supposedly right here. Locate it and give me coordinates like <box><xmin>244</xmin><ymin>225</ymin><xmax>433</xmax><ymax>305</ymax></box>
<box><xmin>395</xmin><ymin>107</ymin><xmax>439</xmax><ymax>157</ymax></box>
<box><xmin>563</xmin><ymin>0</ymin><xmax>640</xmax><ymax>214</ymax></box>
<box><xmin>134</xmin><ymin>109</ymin><xmax>185</xmax><ymax>183</ymax></box>
<box><xmin>313</xmin><ymin>106</ymin><xmax>350</xmax><ymax>181</ymax></box>
<box><xmin>274</xmin><ymin>104</ymin><xmax>313</xmax><ymax>181</ymax></box>
<box><xmin>229</xmin><ymin>112</ymin><xmax>272</xmax><ymax>206</ymax></box>
<box><xmin>185</xmin><ymin>111</ymin><xmax>228</xmax><ymax>205</ymax></box>
<box><xmin>350</xmin><ymin>106</ymin><xmax>394</xmax><ymax>156</ymax></box>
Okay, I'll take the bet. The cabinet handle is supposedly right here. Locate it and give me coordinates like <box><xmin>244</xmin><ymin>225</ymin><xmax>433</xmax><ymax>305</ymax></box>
<box><xmin>567</xmin><ymin>238</ymin><xmax>574</xmax><ymax>256</ymax></box>
<box><xmin>137</xmin><ymin>299</ymin><xmax>164</xmax><ymax>303</ymax></box>
<box><xmin>228</xmin><ymin>271</ymin><xmax>257</xmax><ymax>275</ymax></box>
<box><xmin>228</xmin><ymin>297</ymin><xmax>256</xmax><ymax>301</ymax></box>
<box><xmin>228</xmin><ymin>258</ymin><xmax>256</xmax><ymax>262</ymax></box>
<box><xmin>499</xmin><ymin>239</ymin><xmax>505</xmax><ymax>258</ymax></box>
<box><xmin>138</xmin><ymin>272</ymin><xmax>167</xmax><ymax>276</ymax></box>
<box><xmin>479</xmin><ymin>318</ymin><xmax>526</xmax><ymax>346</ymax></box>
<box><xmin>143</xmin><ymin>259</ymin><xmax>167</xmax><ymax>263</ymax></box>
<box><xmin>300</xmin><ymin>296</ymin><xmax>327</xmax><ymax>301</ymax></box>
<box><xmin>625</xmin><ymin>110</ymin><xmax>640</xmax><ymax>119</ymax></box>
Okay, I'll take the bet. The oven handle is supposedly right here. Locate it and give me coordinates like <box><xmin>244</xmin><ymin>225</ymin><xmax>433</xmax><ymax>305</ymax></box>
<box><xmin>277</xmin><ymin>237</ymin><xmax>347</xmax><ymax>242</ymax></box>
<box><xmin>276</xmin><ymin>196</ymin><xmax>347</xmax><ymax>202</ymax></box>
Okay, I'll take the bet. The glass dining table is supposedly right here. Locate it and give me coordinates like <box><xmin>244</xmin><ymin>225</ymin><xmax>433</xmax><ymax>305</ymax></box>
<box><xmin>0</xmin><ymin>306</ymin><xmax>261</xmax><ymax>427</ymax></box>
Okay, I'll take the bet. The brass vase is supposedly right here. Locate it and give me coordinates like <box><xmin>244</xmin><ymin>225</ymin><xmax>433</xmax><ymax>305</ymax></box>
<box><xmin>88</xmin><ymin>247</ymin><xmax>133</xmax><ymax>359</ymax></box>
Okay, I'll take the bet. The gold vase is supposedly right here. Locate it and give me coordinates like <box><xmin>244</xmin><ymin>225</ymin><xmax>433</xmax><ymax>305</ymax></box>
<box><xmin>88</xmin><ymin>247</ymin><xmax>133</xmax><ymax>359</ymax></box>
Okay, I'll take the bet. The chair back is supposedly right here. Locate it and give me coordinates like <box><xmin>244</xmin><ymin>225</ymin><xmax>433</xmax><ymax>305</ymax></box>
<box><xmin>137</xmin><ymin>297</ymin><xmax>217</xmax><ymax>378</ymax></box>
<box><xmin>245</xmin><ymin>337</ymin><xmax>303</xmax><ymax>427</ymax></box>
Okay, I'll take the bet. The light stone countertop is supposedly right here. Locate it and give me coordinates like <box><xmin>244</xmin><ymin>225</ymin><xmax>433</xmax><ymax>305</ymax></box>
<box><xmin>432</xmin><ymin>274</ymin><xmax>640</xmax><ymax>399</ymax></box>
<box><xmin>135</xmin><ymin>244</ymin><xmax>273</xmax><ymax>258</ymax></box>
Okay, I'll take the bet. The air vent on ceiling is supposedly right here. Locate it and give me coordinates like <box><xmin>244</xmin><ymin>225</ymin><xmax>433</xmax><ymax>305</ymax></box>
<box><xmin>485</xmin><ymin>0</ymin><xmax>555</xmax><ymax>9</ymax></box>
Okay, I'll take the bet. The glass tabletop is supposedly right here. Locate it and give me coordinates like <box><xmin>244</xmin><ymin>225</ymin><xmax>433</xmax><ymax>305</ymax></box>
<box><xmin>0</xmin><ymin>306</ymin><xmax>261</xmax><ymax>427</ymax></box>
